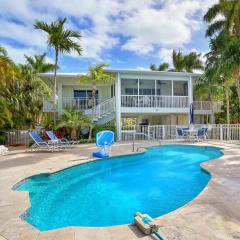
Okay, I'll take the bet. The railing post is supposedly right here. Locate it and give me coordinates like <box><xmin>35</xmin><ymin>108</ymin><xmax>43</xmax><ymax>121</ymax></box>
<box><xmin>220</xmin><ymin>124</ymin><xmax>223</xmax><ymax>141</ymax></box>
<box><xmin>162</xmin><ymin>125</ymin><xmax>166</xmax><ymax>140</ymax></box>
<box><xmin>147</xmin><ymin>125</ymin><xmax>150</xmax><ymax>140</ymax></box>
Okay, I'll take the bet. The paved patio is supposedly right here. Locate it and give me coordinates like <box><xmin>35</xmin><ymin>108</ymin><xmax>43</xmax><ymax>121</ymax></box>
<box><xmin>0</xmin><ymin>141</ymin><xmax>240</xmax><ymax>240</ymax></box>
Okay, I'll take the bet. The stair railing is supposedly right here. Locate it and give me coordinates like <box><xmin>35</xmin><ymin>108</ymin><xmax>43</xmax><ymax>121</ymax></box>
<box><xmin>85</xmin><ymin>97</ymin><xmax>116</xmax><ymax>121</ymax></box>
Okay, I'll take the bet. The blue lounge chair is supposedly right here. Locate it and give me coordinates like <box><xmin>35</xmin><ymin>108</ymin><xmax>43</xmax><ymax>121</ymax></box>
<box><xmin>195</xmin><ymin>128</ymin><xmax>206</xmax><ymax>141</ymax></box>
<box><xmin>29</xmin><ymin>131</ymin><xmax>63</xmax><ymax>151</ymax></box>
<box><xmin>46</xmin><ymin>131</ymin><xmax>78</xmax><ymax>147</ymax></box>
<box><xmin>202</xmin><ymin>127</ymin><xmax>209</xmax><ymax>139</ymax></box>
<box><xmin>93</xmin><ymin>130</ymin><xmax>114</xmax><ymax>158</ymax></box>
<box><xmin>176</xmin><ymin>128</ymin><xmax>189</xmax><ymax>140</ymax></box>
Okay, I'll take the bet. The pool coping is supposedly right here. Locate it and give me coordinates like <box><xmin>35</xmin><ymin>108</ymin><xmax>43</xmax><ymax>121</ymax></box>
<box><xmin>0</xmin><ymin>141</ymin><xmax>240</xmax><ymax>240</ymax></box>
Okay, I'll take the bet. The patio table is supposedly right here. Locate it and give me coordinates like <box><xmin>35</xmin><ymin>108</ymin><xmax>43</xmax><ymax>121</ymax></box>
<box><xmin>182</xmin><ymin>129</ymin><xmax>198</xmax><ymax>141</ymax></box>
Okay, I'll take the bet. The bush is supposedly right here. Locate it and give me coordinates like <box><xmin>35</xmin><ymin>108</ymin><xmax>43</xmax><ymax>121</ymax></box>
<box><xmin>92</xmin><ymin>122</ymin><xmax>116</xmax><ymax>139</ymax></box>
<box><xmin>78</xmin><ymin>138</ymin><xmax>96</xmax><ymax>144</ymax></box>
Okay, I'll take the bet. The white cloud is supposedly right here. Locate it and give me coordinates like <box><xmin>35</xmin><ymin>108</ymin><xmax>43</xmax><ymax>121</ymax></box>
<box><xmin>0</xmin><ymin>0</ymin><xmax>218</xmax><ymax>63</ymax></box>
<box><xmin>1</xmin><ymin>44</ymin><xmax>37</xmax><ymax>63</ymax></box>
<box><xmin>158</xmin><ymin>48</ymin><xmax>173</xmax><ymax>65</ymax></box>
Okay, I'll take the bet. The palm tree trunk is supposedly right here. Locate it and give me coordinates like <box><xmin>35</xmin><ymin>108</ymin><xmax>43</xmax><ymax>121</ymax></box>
<box><xmin>92</xmin><ymin>84</ymin><xmax>96</xmax><ymax>107</ymax></box>
<box><xmin>235</xmin><ymin>79</ymin><xmax>240</xmax><ymax>111</ymax></box>
<box><xmin>88</xmin><ymin>126</ymin><xmax>92</xmax><ymax>142</ymax></box>
<box><xmin>53</xmin><ymin>48</ymin><xmax>59</xmax><ymax>128</ymax></box>
<box><xmin>224</xmin><ymin>80</ymin><xmax>230</xmax><ymax>140</ymax></box>
<box><xmin>233</xmin><ymin>68</ymin><xmax>240</xmax><ymax>111</ymax></box>
<box><xmin>71</xmin><ymin>128</ymin><xmax>77</xmax><ymax>140</ymax></box>
<box><xmin>226</xmin><ymin>89</ymin><xmax>230</xmax><ymax>125</ymax></box>
<box><xmin>91</xmin><ymin>84</ymin><xmax>96</xmax><ymax>122</ymax></box>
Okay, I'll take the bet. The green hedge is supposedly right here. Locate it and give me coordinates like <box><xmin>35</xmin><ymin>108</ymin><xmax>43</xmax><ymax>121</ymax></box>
<box><xmin>92</xmin><ymin>123</ymin><xmax>116</xmax><ymax>138</ymax></box>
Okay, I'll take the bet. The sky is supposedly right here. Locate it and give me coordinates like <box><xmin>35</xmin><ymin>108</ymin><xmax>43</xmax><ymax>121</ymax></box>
<box><xmin>0</xmin><ymin>0</ymin><xmax>217</xmax><ymax>73</ymax></box>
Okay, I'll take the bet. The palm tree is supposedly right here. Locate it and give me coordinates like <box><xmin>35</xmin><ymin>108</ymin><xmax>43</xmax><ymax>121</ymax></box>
<box><xmin>150</xmin><ymin>64</ymin><xmax>157</xmax><ymax>71</ymax></box>
<box><xmin>57</xmin><ymin>108</ymin><xmax>93</xmax><ymax>140</ymax></box>
<box><xmin>158</xmin><ymin>63</ymin><xmax>169</xmax><ymax>71</ymax></box>
<box><xmin>0</xmin><ymin>96</ymin><xmax>12</xmax><ymax>129</ymax></box>
<box><xmin>199</xmin><ymin>35</ymin><xmax>233</xmax><ymax>125</ymax></box>
<box><xmin>25</xmin><ymin>53</ymin><xmax>55</xmax><ymax>74</ymax></box>
<box><xmin>184</xmin><ymin>52</ymin><xmax>204</xmax><ymax>73</ymax></box>
<box><xmin>172</xmin><ymin>50</ymin><xmax>185</xmax><ymax>72</ymax></box>
<box><xmin>79</xmin><ymin>63</ymin><xmax>115</xmax><ymax>109</ymax></box>
<box><xmin>204</xmin><ymin>1</ymin><xmax>240</xmax><ymax>113</ymax></box>
<box><xmin>204</xmin><ymin>0</ymin><xmax>240</xmax><ymax>38</ymax></box>
<box><xmin>149</xmin><ymin>63</ymin><xmax>169</xmax><ymax>71</ymax></box>
<box><xmin>34</xmin><ymin>17</ymin><xmax>83</xmax><ymax>125</ymax></box>
<box><xmin>0</xmin><ymin>46</ymin><xmax>7</xmax><ymax>57</ymax></box>
<box><xmin>172</xmin><ymin>50</ymin><xmax>203</xmax><ymax>72</ymax></box>
<box><xmin>18</xmin><ymin>65</ymin><xmax>52</xmax><ymax>126</ymax></box>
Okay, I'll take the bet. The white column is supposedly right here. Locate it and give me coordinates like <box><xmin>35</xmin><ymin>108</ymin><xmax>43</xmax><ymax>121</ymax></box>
<box><xmin>188</xmin><ymin>76</ymin><xmax>193</xmax><ymax>104</ymax></box>
<box><xmin>116</xmin><ymin>72</ymin><xmax>122</xmax><ymax>141</ymax></box>
<box><xmin>188</xmin><ymin>76</ymin><xmax>193</xmax><ymax>123</ymax></box>
<box><xmin>57</xmin><ymin>83</ymin><xmax>63</xmax><ymax>115</ymax></box>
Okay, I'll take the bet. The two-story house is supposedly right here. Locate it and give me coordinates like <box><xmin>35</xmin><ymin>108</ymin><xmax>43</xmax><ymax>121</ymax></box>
<box><xmin>40</xmin><ymin>69</ymin><xmax>222</xmax><ymax>140</ymax></box>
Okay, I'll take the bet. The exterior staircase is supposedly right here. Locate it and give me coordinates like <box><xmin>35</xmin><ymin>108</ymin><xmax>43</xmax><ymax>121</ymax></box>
<box><xmin>84</xmin><ymin>97</ymin><xmax>116</xmax><ymax>125</ymax></box>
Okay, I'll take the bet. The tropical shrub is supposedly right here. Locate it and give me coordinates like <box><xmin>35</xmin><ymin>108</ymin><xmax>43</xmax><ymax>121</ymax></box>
<box><xmin>92</xmin><ymin>122</ymin><xmax>116</xmax><ymax>139</ymax></box>
<box><xmin>57</xmin><ymin>108</ymin><xmax>93</xmax><ymax>140</ymax></box>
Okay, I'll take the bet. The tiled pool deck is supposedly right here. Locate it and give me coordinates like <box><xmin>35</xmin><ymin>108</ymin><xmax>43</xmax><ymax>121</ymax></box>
<box><xmin>0</xmin><ymin>141</ymin><xmax>239</xmax><ymax>240</ymax></box>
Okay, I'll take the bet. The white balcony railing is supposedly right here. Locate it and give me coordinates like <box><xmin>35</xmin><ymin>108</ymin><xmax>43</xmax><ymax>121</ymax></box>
<box><xmin>193</xmin><ymin>101</ymin><xmax>223</xmax><ymax>112</ymax></box>
<box><xmin>121</xmin><ymin>95</ymin><xmax>189</xmax><ymax>108</ymax></box>
<box><xmin>62</xmin><ymin>97</ymin><xmax>98</xmax><ymax>110</ymax></box>
<box><xmin>43</xmin><ymin>97</ymin><xmax>222</xmax><ymax>113</ymax></box>
<box><xmin>43</xmin><ymin>100</ymin><xmax>55</xmax><ymax>112</ymax></box>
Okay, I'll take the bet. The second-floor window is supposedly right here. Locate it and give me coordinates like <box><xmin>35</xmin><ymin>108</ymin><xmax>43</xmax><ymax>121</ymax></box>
<box><xmin>173</xmin><ymin>81</ymin><xmax>188</xmax><ymax>96</ymax></box>
<box><xmin>74</xmin><ymin>90</ymin><xmax>99</xmax><ymax>99</ymax></box>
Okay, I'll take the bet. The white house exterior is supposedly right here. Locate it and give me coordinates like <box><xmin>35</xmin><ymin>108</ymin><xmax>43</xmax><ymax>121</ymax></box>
<box><xmin>40</xmin><ymin>69</ymin><xmax>222</xmax><ymax>140</ymax></box>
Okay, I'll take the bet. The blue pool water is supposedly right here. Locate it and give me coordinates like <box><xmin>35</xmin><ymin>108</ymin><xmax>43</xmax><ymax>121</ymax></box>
<box><xmin>15</xmin><ymin>145</ymin><xmax>222</xmax><ymax>231</ymax></box>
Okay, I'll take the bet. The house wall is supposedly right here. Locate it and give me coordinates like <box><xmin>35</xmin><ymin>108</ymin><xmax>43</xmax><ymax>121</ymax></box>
<box><xmin>61</xmin><ymin>84</ymin><xmax>111</xmax><ymax>101</ymax></box>
<box><xmin>135</xmin><ymin>114</ymin><xmax>188</xmax><ymax>125</ymax></box>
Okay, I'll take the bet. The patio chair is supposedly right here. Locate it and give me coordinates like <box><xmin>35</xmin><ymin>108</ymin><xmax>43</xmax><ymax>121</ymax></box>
<box><xmin>0</xmin><ymin>145</ymin><xmax>8</xmax><ymax>155</ymax></box>
<box><xmin>176</xmin><ymin>128</ymin><xmax>189</xmax><ymax>140</ymax></box>
<box><xmin>46</xmin><ymin>131</ymin><xmax>79</xmax><ymax>147</ymax></box>
<box><xmin>195</xmin><ymin>128</ymin><xmax>206</xmax><ymax>142</ymax></box>
<box><xmin>202</xmin><ymin>127</ymin><xmax>209</xmax><ymax>139</ymax></box>
<box><xmin>29</xmin><ymin>131</ymin><xmax>64</xmax><ymax>152</ymax></box>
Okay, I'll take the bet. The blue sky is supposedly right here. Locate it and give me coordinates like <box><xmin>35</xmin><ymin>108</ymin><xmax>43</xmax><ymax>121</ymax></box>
<box><xmin>0</xmin><ymin>0</ymin><xmax>216</xmax><ymax>72</ymax></box>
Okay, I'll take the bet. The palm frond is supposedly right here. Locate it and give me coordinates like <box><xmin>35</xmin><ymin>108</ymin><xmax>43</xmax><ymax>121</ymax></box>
<box><xmin>204</xmin><ymin>3</ymin><xmax>222</xmax><ymax>23</ymax></box>
<box><xmin>205</xmin><ymin>20</ymin><xmax>225</xmax><ymax>37</ymax></box>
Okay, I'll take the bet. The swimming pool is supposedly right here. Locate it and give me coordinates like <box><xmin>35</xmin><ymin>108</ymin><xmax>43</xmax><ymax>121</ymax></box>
<box><xmin>15</xmin><ymin>145</ymin><xmax>223</xmax><ymax>231</ymax></box>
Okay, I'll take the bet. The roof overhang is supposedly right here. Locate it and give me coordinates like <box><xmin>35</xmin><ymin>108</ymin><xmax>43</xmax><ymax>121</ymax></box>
<box><xmin>39</xmin><ymin>69</ymin><xmax>202</xmax><ymax>78</ymax></box>
<box><xmin>105</xmin><ymin>68</ymin><xmax>202</xmax><ymax>77</ymax></box>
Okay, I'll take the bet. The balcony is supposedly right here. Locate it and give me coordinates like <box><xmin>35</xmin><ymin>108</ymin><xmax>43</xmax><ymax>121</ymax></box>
<box><xmin>193</xmin><ymin>101</ymin><xmax>223</xmax><ymax>112</ymax></box>
<box><xmin>121</xmin><ymin>95</ymin><xmax>189</xmax><ymax>108</ymax></box>
<box><xmin>62</xmin><ymin>97</ymin><xmax>98</xmax><ymax>110</ymax></box>
<box><xmin>43</xmin><ymin>97</ymin><xmax>222</xmax><ymax>113</ymax></box>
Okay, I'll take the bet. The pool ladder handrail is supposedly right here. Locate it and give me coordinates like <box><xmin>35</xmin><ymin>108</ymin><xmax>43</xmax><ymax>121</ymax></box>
<box><xmin>135</xmin><ymin>132</ymin><xmax>161</xmax><ymax>144</ymax></box>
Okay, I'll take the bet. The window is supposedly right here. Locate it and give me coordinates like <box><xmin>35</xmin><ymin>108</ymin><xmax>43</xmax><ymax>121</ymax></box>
<box><xmin>156</xmin><ymin>80</ymin><xmax>172</xmax><ymax>96</ymax></box>
<box><xmin>74</xmin><ymin>90</ymin><xmax>99</xmax><ymax>98</ymax></box>
<box><xmin>121</xmin><ymin>78</ymin><xmax>138</xmax><ymax>95</ymax></box>
<box><xmin>139</xmin><ymin>79</ymin><xmax>155</xmax><ymax>95</ymax></box>
<box><xmin>173</xmin><ymin>81</ymin><xmax>188</xmax><ymax>96</ymax></box>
